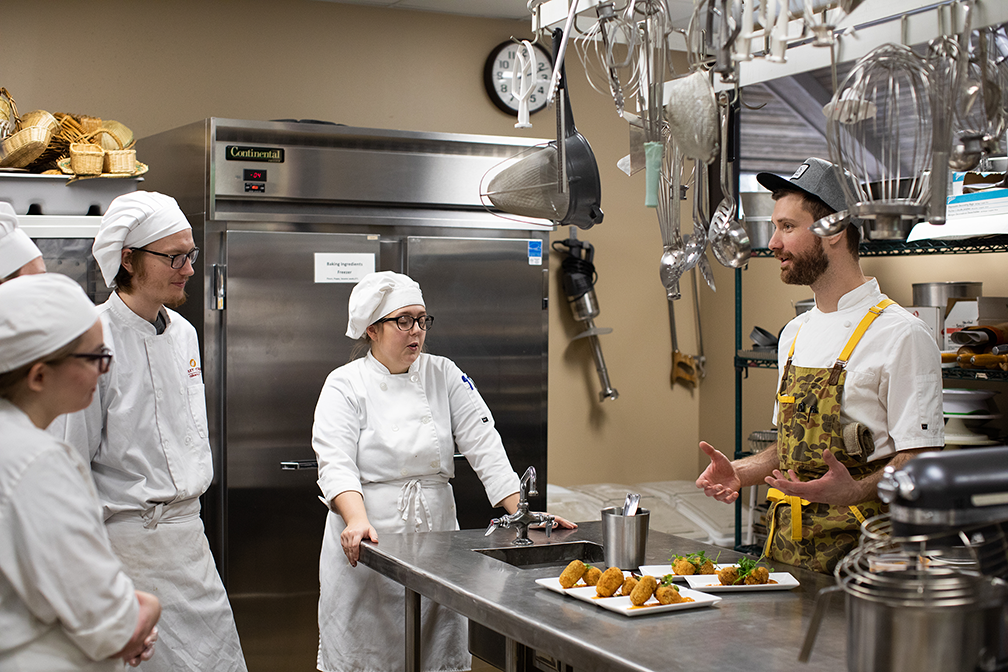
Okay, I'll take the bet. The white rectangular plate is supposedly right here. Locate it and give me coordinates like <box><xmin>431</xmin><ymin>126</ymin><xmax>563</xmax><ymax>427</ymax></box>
<box><xmin>683</xmin><ymin>572</ymin><xmax>800</xmax><ymax>591</ymax></box>
<box><xmin>563</xmin><ymin>585</ymin><xmax>721</xmax><ymax>616</ymax></box>
<box><xmin>638</xmin><ymin>564</ymin><xmax>729</xmax><ymax>582</ymax></box>
<box><xmin>534</xmin><ymin>571</ymin><xmax>630</xmax><ymax>596</ymax></box>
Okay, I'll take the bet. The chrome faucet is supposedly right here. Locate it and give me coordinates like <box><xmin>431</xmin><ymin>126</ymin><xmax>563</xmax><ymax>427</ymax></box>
<box><xmin>486</xmin><ymin>466</ymin><xmax>555</xmax><ymax>546</ymax></box>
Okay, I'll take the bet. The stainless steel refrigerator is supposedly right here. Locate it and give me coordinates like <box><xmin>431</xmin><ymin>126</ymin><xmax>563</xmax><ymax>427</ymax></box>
<box><xmin>137</xmin><ymin>119</ymin><xmax>552</xmax><ymax>671</ymax></box>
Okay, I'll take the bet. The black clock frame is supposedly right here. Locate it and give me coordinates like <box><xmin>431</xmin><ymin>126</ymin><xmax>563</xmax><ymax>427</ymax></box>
<box><xmin>483</xmin><ymin>40</ymin><xmax>553</xmax><ymax>116</ymax></box>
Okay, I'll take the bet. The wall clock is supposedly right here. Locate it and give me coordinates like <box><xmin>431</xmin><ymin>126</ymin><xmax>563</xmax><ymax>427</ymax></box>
<box><xmin>483</xmin><ymin>41</ymin><xmax>552</xmax><ymax>116</ymax></box>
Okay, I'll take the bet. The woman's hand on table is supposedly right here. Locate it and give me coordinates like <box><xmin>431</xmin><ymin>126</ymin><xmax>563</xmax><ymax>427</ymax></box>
<box><xmin>332</xmin><ymin>490</ymin><xmax>378</xmax><ymax>566</ymax></box>
<box><xmin>341</xmin><ymin>521</ymin><xmax>379</xmax><ymax>567</ymax></box>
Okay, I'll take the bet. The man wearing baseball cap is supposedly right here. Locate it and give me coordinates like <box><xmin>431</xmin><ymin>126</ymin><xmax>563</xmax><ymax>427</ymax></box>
<box><xmin>51</xmin><ymin>192</ymin><xmax>248</xmax><ymax>671</ymax></box>
<box><xmin>696</xmin><ymin>158</ymin><xmax>943</xmax><ymax>573</ymax></box>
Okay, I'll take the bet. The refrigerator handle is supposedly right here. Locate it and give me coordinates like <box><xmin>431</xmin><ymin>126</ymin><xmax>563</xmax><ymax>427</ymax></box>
<box><xmin>280</xmin><ymin>460</ymin><xmax>319</xmax><ymax>470</ymax></box>
<box><xmin>212</xmin><ymin>264</ymin><xmax>226</xmax><ymax>311</ymax></box>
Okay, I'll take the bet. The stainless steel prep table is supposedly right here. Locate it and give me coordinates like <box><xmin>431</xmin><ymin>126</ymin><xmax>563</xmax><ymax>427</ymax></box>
<box><xmin>359</xmin><ymin>521</ymin><xmax>847</xmax><ymax>671</ymax></box>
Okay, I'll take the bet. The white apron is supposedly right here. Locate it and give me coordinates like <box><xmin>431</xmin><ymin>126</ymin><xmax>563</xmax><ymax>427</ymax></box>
<box><xmin>105</xmin><ymin>499</ymin><xmax>247</xmax><ymax>672</ymax></box>
<box><xmin>317</xmin><ymin>478</ymin><xmax>469</xmax><ymax>672</ymax></box>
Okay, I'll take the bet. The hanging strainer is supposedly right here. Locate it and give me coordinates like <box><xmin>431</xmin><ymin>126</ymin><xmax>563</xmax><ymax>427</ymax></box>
<box><xmin>485</xmin><ymin>28</ymin><xmax>604</xmax><ymax>230</ymax></box>
<box><xmin>825</xmin><ymin>44</ymin><xmax>933</xmax><ymax>240</ymax></box>
<box><xmin>485</xmin><ymin>144</ymin><xmax>570</xmax><ymax>221</ymax></box>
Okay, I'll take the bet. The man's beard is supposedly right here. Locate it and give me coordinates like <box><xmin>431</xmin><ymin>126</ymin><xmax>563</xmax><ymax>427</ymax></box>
<box><xmin>165</xmin><ymin>290</ymin><xmax>188</xmax><ymax>309</ymax></box>
<box><xmin>777</xmin><ymin>239</ymin><xmax>829</xmax><ymax>286</ymax></box>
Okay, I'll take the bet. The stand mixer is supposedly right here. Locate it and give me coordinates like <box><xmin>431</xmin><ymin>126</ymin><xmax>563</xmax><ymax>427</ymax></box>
<box><xmin>802</xmin><ymin>446</ymin><xmax>1008</xmax><ymax>672</ymax></box>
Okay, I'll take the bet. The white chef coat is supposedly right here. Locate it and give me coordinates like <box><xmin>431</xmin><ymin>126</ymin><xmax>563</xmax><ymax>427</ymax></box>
<box><xmin>51</xmin><ymin>292</ymin><xmax>246</xmax><ymax>672</ymax></box>
<box><xmin>0</xmin><ymin>399</ymin><xmax>138</xmax><ymax>671</ymax></box>
<box><xmin>313</xmin><ymin>351</ymin><xmax>520</xmax><ymax>672</ymax></box>
<box><xmin>773</xmin><ymin>279</ymin><xmax>944</xmax><ymax>459</ymax></box>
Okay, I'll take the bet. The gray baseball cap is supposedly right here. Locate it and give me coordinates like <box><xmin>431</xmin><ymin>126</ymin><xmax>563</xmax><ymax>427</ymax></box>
<box><xmin>756</xmin><ymin>157</ymin><xmax>856</xmax><ymax>214</ymax></box>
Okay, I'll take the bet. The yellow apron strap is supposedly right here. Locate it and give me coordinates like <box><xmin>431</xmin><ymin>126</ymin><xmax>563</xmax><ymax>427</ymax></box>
<box><xmin>767</xmin><ymin>487</ymin><xmax>810</xmax><ymax>542</ymax></box>
<box><xmin>848</xmin><ymin>505</ymin><xmax>866</xmax><ymax>525</ymax></box>
<box><xmin>777</xmin><ymin>324</ymin><xmax>803</xmax><ymax>400</ymax></box>
<box><xmin>828</xmin><ymin>299</ymin><xmax>895</xmax><ymax>385</ymax></box>
<box><xmin>836</xmin><ymin>299</ymin><xmax>896</xmax><ymax>364</ymax></box>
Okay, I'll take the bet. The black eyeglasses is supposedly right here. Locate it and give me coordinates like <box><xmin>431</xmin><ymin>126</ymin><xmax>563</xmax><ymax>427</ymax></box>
<box><xmin>65</xmin><ymin>347</ymin><xmax>114</xmax><ymax>374</ymax></box>
<box><xmin>129</xmin><ymin>247</ymin><xmax>200</xmax><ymax>270</ymax></box>
<box><xmin>374</xmin><ymin>315</ymin><xmax>435</xmax><ymax>332</ymax></box>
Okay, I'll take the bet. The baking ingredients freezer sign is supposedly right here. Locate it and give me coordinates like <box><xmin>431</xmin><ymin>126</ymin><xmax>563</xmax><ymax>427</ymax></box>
<box><xmin>314</xmin><ymin>253</ymin><xmax>375</xmax><ymax>283</ymax></box>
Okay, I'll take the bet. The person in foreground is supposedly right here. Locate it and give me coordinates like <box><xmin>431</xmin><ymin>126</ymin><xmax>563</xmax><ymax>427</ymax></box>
<box><xmin>312</xmin><ymin>271</ymin><xmax>575</xmax><ymax>672</ymax></box>
<box><xmin>695</xmin><ymin>158</ymin><xmax>944</xmax><ymax>574</ymax></box>
<box><xmin>0</xmin><ymin>273</ymin><xmax>160</xmax><ymax>670</ymax></box>
<box><xmin>0</xmin><ymin>201</ymin><xmax>46</xmax><ymax>282</ymax></box>
<box><xmin>51</xmin><ymin>192</ymin><xmax>247</xmax><ymax>671</ymax></box>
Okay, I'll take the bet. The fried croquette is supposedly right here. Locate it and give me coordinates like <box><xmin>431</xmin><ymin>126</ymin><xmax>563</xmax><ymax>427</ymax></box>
<box><xmin>697</xmin><ymin>560</ymin><xmax>716</xmax><ymax>575</ymax></box>
<box><xmin>671</xmin><ymin>558</ymin><xmax>696</xmax><ymax>575</ymax></box>
<box><xmin>621</xmin><ymin>576</ymin><xmax>638</xmax><ymax>596</ymax></box>
<box><xmin>716</xmin><ymin>566</ymin><xmax>739</xmax><ymax>586</ymax></box>
<box><xmin>655</xmin><ymin>585</ymin><xmax>692</xmax><ymax>605</ymax></box>
<box><xmin>596</xmin><ymin>567</ymin><xmax>624</xmax><ymax>597</ymax></box>
<box><xmin>629</xmin><ymin>575</ymin><xmax>657</xmax><ymax>606</ymax></box>
<box><xmin>582</xmin><ymin>565</ymin><xmax>602</xmax><ymax>586</ymax></box>
<box><xmin>558</xmin><ymin>560</ymin><xmax>587</xmax><ymax>589</ymax></box>
<box><xmin>744</xmin><ymin>566</ymin><xmax>771</xmax><ymax>585</ymax></box>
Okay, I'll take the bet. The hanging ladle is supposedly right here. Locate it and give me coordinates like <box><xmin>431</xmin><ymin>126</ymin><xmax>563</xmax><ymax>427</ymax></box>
<box><xmin>709</xmin><ymin>93</ymin><xmax>751</xmax><ymax>268</ymax></box>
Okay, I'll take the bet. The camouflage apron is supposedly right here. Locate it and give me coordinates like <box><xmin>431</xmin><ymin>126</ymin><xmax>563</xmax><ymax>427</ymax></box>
<box><xmin>763</xmin><ymin>299</ymin><xmax>895</xmax><ymax>574</ymax></box>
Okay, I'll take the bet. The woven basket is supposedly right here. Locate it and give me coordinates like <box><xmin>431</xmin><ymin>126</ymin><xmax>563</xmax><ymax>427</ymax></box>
<box><xmin>89</xmin><ymin>128</ymin><xmax>136</xmax><ymax>174</ymax></box>
<box><xmin>0</xmin><ymin>105</ymin><xmax>58</xmax><ymax>168</ymax></box>
<box><xmin>1</xmin><ymin>125</ymin><xmax>50</xmax><ymax>168</ymax></box>
<box><xmin>98</xmin><ymin>120</ymin><xmax>133</xmax><ymax>151</ymax></box>
<box><xmin>20</xmin><ymin>110</ymin><xmax>58</xmax><ymax>138</ymax></box>
<box><xmin>69</xmin><ymin>131</ymin><xmax>105</xmax><ymax>175</ymax></box>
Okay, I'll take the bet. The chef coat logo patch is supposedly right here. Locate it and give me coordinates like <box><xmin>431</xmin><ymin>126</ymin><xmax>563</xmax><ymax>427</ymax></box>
<box><xmin>187</xmin><ymin>358</ymin><xmax>201</xmax><ymax>379</ymax></box>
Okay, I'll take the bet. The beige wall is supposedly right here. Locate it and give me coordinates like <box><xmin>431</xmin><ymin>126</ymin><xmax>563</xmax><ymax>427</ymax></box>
<box><xmin>5</xmin><ymin>1</ymin><xmax>1005</xmax><ymax>491</ymax></box>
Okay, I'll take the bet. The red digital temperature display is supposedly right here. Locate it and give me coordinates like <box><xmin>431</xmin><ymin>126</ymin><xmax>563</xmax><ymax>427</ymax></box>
<box><xmin>243</xmin><ymin>169</ymin><xmax>267</xmax><ymax>181</ymax></box>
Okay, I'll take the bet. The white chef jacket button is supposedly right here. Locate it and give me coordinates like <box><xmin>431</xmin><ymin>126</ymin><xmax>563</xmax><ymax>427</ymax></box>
<box><xmin>392</xmin><ymin>424</ymin><xmax>399</xmax><ymax>431</ymax></box>
<box><xmin>185</xmin><ymin>436</ymin><xmax>192</xmax><ymax>445</ymax></box>
<box><xmin>380</xmin><ymin>382</ymin><xmax>388</xmax><ymax>391</ymax></box>
<box><xmin>844</xmin><ymin>321</ymin><xmax>851</xmax><ymax>328</ymax></box>
<box><xmin>156</xmin><ymin>390</ymin><xmax>163</xmax><ymax>399</ymax></box>
<box><xmin>422</xmin><ymin>416</ymin><xmax>431</xmax><ymax>424</ymax></box>
<box><xmin>430</xmin><ymin>460</ymin><xmax>439</xmax><ymax>468</ymax></box>
<box><xmin>400</xmin><ymin>468</ymin><xmax>408</xmax><ymax>476</ymax></box>
<box><xmin>410</xmin><ymin>374</ymin><xmax>418</xmax><ymax>383</ymax></box>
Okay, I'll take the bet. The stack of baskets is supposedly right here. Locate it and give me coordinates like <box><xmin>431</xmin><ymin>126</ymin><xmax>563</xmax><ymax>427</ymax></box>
<box><xmin>0</xmin><ymin>87</ymin><xmax>143</xmax><ymax>177</ymax></box>
<box><xmin>66</xmin><ymin>128</ymin><xmax>135</xmax><ymax>176</ymax></box>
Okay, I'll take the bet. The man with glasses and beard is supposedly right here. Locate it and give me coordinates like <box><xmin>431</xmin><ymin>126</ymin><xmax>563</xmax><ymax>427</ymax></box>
<box><xmin>51</xmin><ymin>192</ymin><xmax>247</xmax><ymax>672</ymax></box>
<box><xmin>695</xmin><ymin>158</ymin><xmax>943</xmax><ymax>574</ymax></box>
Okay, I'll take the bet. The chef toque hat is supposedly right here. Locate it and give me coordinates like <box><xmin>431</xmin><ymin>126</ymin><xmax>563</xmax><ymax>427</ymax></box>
<box><xmin>346</xmin><ymin>271</ymin><xmax>425</xmax><ymax>339</ymax></box>
<box><xmin>0</xmin><ymin>273</ymin><xmax>99</xmax><ymax>373</ymax></box>
<box><xmin>0</xmin><ymin>201</ymin><xmax>43</xmax><ymax>279</ymax></box>
<box><xmin>93</xmin><ymin>191</ymin><xmax>190</xmax><ymax>288</ymax></box>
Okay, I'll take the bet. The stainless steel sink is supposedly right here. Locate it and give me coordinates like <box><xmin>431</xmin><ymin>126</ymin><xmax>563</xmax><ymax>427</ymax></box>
<box><xmin>475</xmin><ymin>541</ymin><xmax>604</xmax><ymax>569</ymax></box>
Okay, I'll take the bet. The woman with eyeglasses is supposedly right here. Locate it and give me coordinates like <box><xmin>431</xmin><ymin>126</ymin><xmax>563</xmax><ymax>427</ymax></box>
<box><xmin>312</xmin><ymin>271</ymin><xmax>574</xmax><ymax>672</ymax></box>
<box><xmin>0</xmin><ymin>273</ymin><xmax>161</xmax><ymax>670</ymax></box>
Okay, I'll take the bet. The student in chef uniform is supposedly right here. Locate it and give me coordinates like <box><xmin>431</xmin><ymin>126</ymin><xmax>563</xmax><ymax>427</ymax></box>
<box><xmin>695</xmin><ymin>158</ymin><xmax>944</xmax><ymax>574</ymax></box>
<box><xmin>313</xmin><ymin>271</ymin><xmax>575</xmax><ymax>672</ymax></box>
<box><xmin>0</xmin><ymin>201</ymin><xmax>46</xmax><ymax>282</ymax></box>
<box><xmin>51</xmin><ymin>192</ymin><xmax>248</xmax><ymax>672</ymax></box>
<box><xmin>0</xmin><ymin>273</ymin><xmax>161</xmax><ymax>670</ymax></box>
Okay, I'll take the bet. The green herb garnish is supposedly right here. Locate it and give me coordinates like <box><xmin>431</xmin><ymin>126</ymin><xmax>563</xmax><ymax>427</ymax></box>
<box><xmin>669</xmin><ymin>549</ymin><xmax>722</xmax><ymax>572</ymax></box>
<box><xmin>733</xmin><ymin>554</ymin><xmax>775</xmax><ymax>585</ymax></box>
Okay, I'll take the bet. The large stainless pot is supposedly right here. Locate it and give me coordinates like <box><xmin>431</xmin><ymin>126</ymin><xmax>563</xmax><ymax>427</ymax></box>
<box><xmin>801</xmin><ymin>536</ymin><xmax>1008</xmax><ymax>672</ymax></box>
<box><xmin>912</xmin><ymin>282</ymin><xmax>982</xmax><ymax>309</ymax></box>
<box><xmin>844</xmin><ymin>569</ymin><xmax>1002</xmax><ymax>672</ymax></box>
